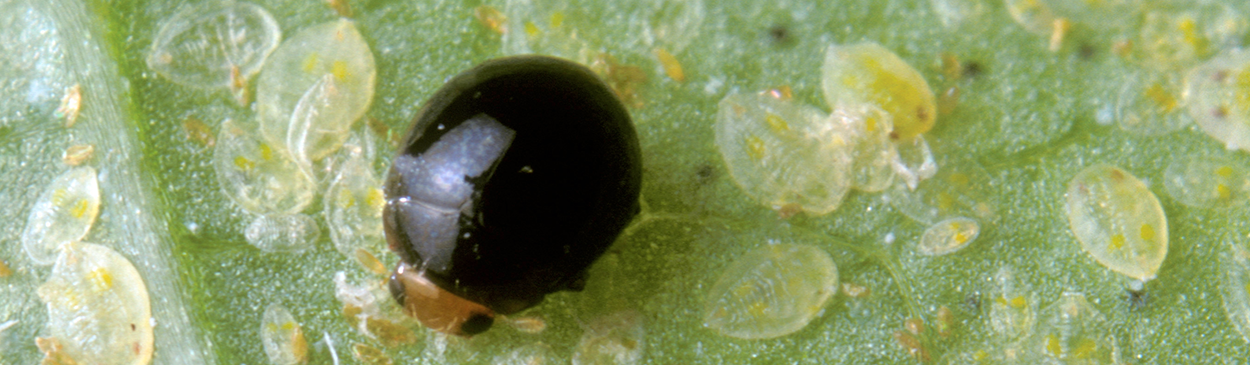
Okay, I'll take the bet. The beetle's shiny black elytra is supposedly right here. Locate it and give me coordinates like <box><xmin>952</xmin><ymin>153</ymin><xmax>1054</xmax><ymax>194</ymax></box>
<box><xmin>383</xmin><ymin>55</ymin><xmax>641</xmax><ymax>336</ymax></box>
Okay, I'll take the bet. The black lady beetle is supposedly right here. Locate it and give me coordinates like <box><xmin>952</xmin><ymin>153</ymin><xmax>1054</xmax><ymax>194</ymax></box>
<box><xmin>383</xmin><ymin>55</ymin><xmax>642</xmax><ymax>336</ymax></box>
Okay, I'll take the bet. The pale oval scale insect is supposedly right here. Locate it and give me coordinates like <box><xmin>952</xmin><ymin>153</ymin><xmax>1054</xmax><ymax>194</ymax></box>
<box><xmin>1163</xmin><ymin>155</ymin><xmax>1249</xmax><ymax>208</ymax></box>
<box><xmin>703</xmin><ymin>244</ymin><xmax>838</xmax><ymax>339</ymax></box>
<box><xmin>886</xmin><ymin>155</ymin><xmax>996</xmax><ymax>226</ymax></box>
<box><xmin>1115</xmin><ymin>73</ymin><xmax>1191</xmax><ymax>136</ymax></box>
<box><xmin>256</xmin><ymin>19</ymin><xmax>375</xmax><ymax>161</ymax></box>
<box><xmin>1023</xmin><ymin>292</ymin><xmax>1118</xmax><ymax>363</ymax></box>
<box><xmin>21</xmin><ymin>166</ymin><xmax>100</xmax><ymax>266</ymax></box>
<box><xmin>245</xmin><ymin>214</ymin><xmax>320</xmax><ymax>254</ymax></box>
<box><xmin>35</xmin><ymin>242</ymin><xmax>153</xmax><ymax>365</ymax></box>
<box><xmin>1065</xmin><ymin>164</ymin><xmax>1168</xmax><ymax>281</ymax></box>
<box><xmin>1183</xmin><ymin>48</ymin><xmax>1250</xmax><ymax>152</ymax></box>
<box><xmin>822</xmin><ymin>41</ymin><xmax>937</xmax><ymax>141</ymax></box>
<box><xmin>261</xmin><ymin>303</ymin><xmax>308</xmax><ymax>365</ymax></box>
<box><xmin>213</xmin><ymin>118</ymin><xmax>315</xmax><ymax>215</ymax></box>
<box><xmin>715</xmin><ymin>92</ymin><xmax>853</xmax><ymax>215</ymax></box>
<box><xmin>989</xmin><ymin>266</ymin><xmax>1036</xmax><ymax>340</ymax></box>
<box><xmin>833</xmin><ymin>103</ymin><xmax>898</xmax><ymax>193</ymax></box>
<box><xmin>147</xmin><ymin>1</ymin><xmax>280</xmax><ymax>89</ymax></box>
<box><xmin>917</xmin><ymin>216</ymin><xmax>980</xmax><ymax>256</ymax></box>
<box><xmin>1220</xmin><ymin>242</ymin><xmax>1250</xmax><ymax>343</ymax></box>
<box><xmin>324</xmin><ymin>153</ymin><xmax>385</xmax><ymax>258</ymax></box>
<box><xmin>572</xmin><ymin>310</ymin><xmax>646</xmax><ymax>365</ymax></box>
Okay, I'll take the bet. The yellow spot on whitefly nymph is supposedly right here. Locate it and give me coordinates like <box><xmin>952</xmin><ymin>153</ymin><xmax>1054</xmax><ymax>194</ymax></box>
<box><xmin>715</xmin><ymin>93</ymin><xmax>854</xmax><ymax>215</ymax></box>
<box><xmin>703</xmin><ymin>244</ymin><xmax>838</xmax><ymax>339</ymax></box>
<box><xmin>36</xmin><ymin>242</ymin><xmax>154</xmax><ymax>365</ymax></box>
<box><xmin>261</xmin><ymin>303</ymin><xmax>308</xmax><ymax>365</ymax></box>
<box><xmin>917</xmin><ymin>216</ymin><xmax>980</xmax><ymax>256</ymax></box>
<box><xmin>21</xmin><ymin>166</ymin><xmax>100</xmax><ymax>266</ymax></box>
<box><xmin>256</xmin><ymin>18</ymin><xmax>375</xmax><ymax>162</ymax></box>
<box><xmin>822</xmin><ymin>42</ymin><xmax>937</xmax><ymax>141</ymax></box>
<box><xmin>1184</xmin><ymin>49</ymin><xmax>1250</xmax><ymax>152</ymax></box>
<box><xmin>1164</xmin><ymin>155</ymin><xmax>1248</xmax><ymax>208</ymax></box>
<box><xmin>1066</xmin><ymin>164</ymin><xmax>1168</xmax><ymax>281</ymax></box>
<box><xmin>213</xmin><ymin>119</ymin><xmax>315</xmax><ymax>216</ymax></box>
<box><xmin>1025</xmin><ymin>292</ymin><xmax>1116</xmax><ymax>362</ymax></box>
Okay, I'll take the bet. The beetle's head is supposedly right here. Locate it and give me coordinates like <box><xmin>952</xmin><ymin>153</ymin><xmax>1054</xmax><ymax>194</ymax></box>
<box><xmin>388</xmin><ymin>262</ymin><xmax>495</xmax><ymax>336</ymax></box>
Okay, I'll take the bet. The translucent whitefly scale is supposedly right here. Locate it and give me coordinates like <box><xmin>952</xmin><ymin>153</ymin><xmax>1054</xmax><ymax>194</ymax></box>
<box><xmin>822</xmin><ymin>42</ymin><xmax>937</xmax><ymax>142</ymax></box>
<box><xmin>703</xmin><ymin>244</ymin><xmax>838</xmax><ymax>340</ymax></box>
<box><xmin>1163</xmin><ymin>155</ymin><xmax>1250</xmax><ymax>208</ymax></box>
<box><xmin>36</xmin><ymin>242</ymin><xmax>153</xmax><ymax>365</ymax></box>
<box><xmin>1003</xmin><ymin>0</ymin><xmax>1057</xmax><ymax>35</ymax></box>
<box><xmin>493</xmin><ymin>343</ymin><xmax>555</xmax><ymax>365</ymax></box>
<box><xmin>928</xmin><ymin>0</ymin><xmax>987</xmax><ymax>28</ymax></box>
<box><xmin>21</xmin><ymin>166</ymin><xmax>100</xmax><ymax>266</ymax></box>
<box><xmin>261</xmin><ymin>303</ymin><xmax>308</xmax><ymax>365</ymax></box>
<box><xmin>1003</xmin><ymin>0</ymin><xmax>1136</xmax><ymax>36</ymax></box>
<box><xmin>890</xmin><ymin>135</ymin><xmax>938</xmax><ymax>190</ymax></box>
<box><xmin>501</xmin><ymin>0</ymin><xmax>588</xmax><ymax>61</ymax></box>
<box><xmin>324</xmin><ymin>152</ymin><xmax>385</xmax><ymax>258</ymax></box>
<box><xmin>1065</xmin><ymin>164</ymin><xmax>1168</xmax><ymax>281</ymax></box>
<box><xmin>1115</xmin><ymin>72</ymin><xmax>1191</xmax><ymax>136</ymax></box>
<box><xmin>146</xmin><ymin>1</ymin><xmax>280</xmax><ymax>89</ymax></box>
<box><xmin>213</xmin><ymin>118</ymin><xmax>315</xmax><ymax>215</ymax></box>
<box><xmin>917</xmin><ymin>216</ymin><xmax>980</xmax><ymax>256</ymax></box>
<box><xmin>1220</xmin><ymin>242</ymin><xmax>1250</xmax><ymax>343</ymax></box>
<box><xmin>1023</xmin><ymin>293</ymin><xmax>1119</xmax><ymax>363</ymax></box>
<box><xmin>714</xmin><ymin>92</ymin><xmax>853</xmax><ymax>215</ymax></box>
<box><xmin>286</xmin><ymin>74</ymin><xmax>356</xmax><ymax>166</ymax></box>
<box><xmin>1183</xmin><ymin>49</ymin><xmax>1250</xmax><ymax>152</ymax></box>
<box><xmin>245</xmin><ymin>214</ymin><xmax>319</xmax><ymax>254</ymax></box>
<box><xmin>886</xmin><ymin>155</ymin><xmax>997</xmax><ymax>226</ymax></box>
<box><xmin>989</xmin><ymin>266</ymin><xmax>1036</xmax><ymax>340</ymax></box>
<box><xmin>256</xmin><ymin>19</ymin><xmax>375</xmax><ymax>160</ymax></box>
<box><xmin>571</xmin><ymin>310</ymin><xmax>646</xmax><ymax>365</ymax></box>
<box><xmin>629</xmin><ymin>0</ymin><xmax>704</xmax><ymax>54</ymax></box>
<box><xmin>833</xmin><ymin>104</ymin><xmax>898</xmax><ymax>193</ymax></box>
<box><xmin>1133</xmin><ymin>6</ymin><xmax>1248</xmax><ymax>72</ymax></box>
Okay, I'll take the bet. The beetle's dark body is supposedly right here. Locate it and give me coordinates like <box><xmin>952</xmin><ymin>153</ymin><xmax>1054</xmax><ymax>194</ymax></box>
<box><xmin>384</xmin><ymin>55</ymin><xmax>641</xmax><ymax>319</ymax></box>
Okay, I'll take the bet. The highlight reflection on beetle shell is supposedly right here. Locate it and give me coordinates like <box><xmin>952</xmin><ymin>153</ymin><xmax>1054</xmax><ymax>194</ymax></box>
<box><xmin>383</xmin><ymin>55</ymin><xmax>641</xmax><ymax>335</ymax></box>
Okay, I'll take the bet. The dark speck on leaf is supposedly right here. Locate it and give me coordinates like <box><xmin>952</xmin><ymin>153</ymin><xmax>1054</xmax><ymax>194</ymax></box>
<box><xmin>695</xmin><ymin>164</ymin><xmax>715</xmax><ymax>184</ymax></box>
<box><xmin>963</xmin><ymin>292</ymin><xmax>982</xmax><ymax>312</ymax></box>
<box><xmin>962</xmin><ymin>61</ymin><xmax>984</xmax><ymax>79</ymax></box>
<box><xmin>1079</xmin><ymin>44</ymin><xmax>1096</xmax><ymax>60</ymax></box>
<box><xmin>1126</xmin><ymin>288</ymin><xmax>1149</xmax><ymax>311</ymax></box>
<box><xmin>767</xmin><ymin>25</ymin><xmax>795</xmax><ymax>46</ymax></box>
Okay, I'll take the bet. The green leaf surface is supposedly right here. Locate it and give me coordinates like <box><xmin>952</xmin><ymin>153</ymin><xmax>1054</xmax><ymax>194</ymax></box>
<box><xmin>3</xmin><ymin>0</ymin><xmax>1250</xmax><ymax>364</ymax></box>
